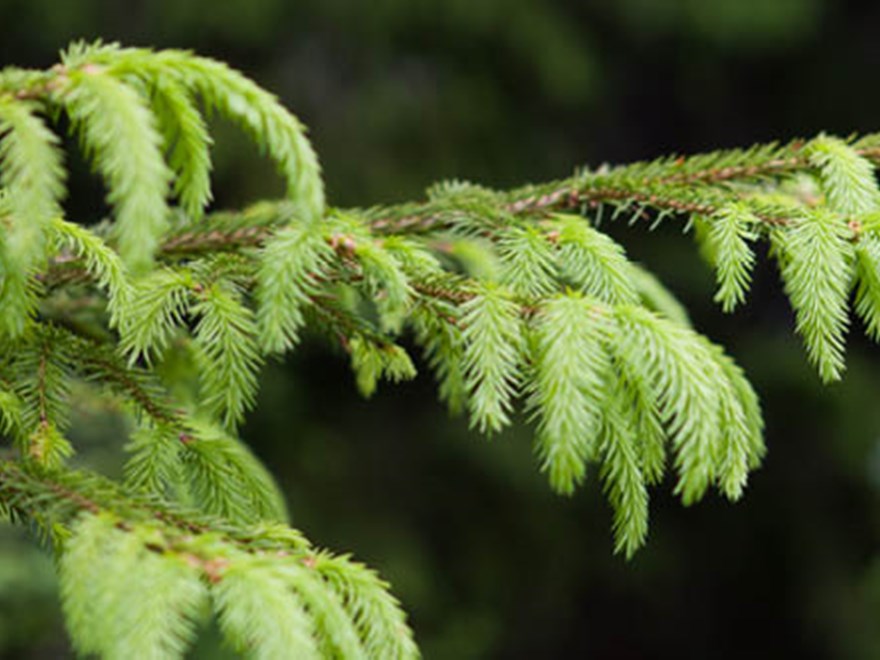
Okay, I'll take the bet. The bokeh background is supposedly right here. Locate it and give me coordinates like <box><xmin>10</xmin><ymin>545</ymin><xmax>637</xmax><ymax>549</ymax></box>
<box><xmin>1</xmin><ymin>0</ymin><xmax>879</xmax><ymax>657</ymax></box>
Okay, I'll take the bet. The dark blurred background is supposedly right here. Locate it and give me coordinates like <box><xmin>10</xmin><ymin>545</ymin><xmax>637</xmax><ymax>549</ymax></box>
<box><xmin>1</xmin><ymin>0</ymin><xmax>879</xmax><ymax>658</ymax></box>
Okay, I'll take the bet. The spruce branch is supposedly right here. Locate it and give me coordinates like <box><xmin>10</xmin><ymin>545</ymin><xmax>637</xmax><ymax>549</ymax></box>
<box><xmin>854</xmin><ymin>235</ymin><xmax>880</xmax><ymax>341</ymax></box>
<box><xmin>56</xmin><ymin>57</ymin><xmax>172</xmax><ymax>273</ymax></box>
<box><xmin>773</xmin><ymin>208</ymin><xmax>853</xmax><ymax>383</ymax></box>
<box><xmin>6</xmin><ymin>41</ymin><xmax>880</xmax><ymax>657</ymax></box>
<box><xmin>0</xmin><ymin>460</ymin><xmax>416</xmax><ymax>660</ymax></box>
<box><xmin>703</xmin><ymin>203</ymin><xmax>760</xmax><ymax>313</ymax></box>
<box><xmin>527</xmin><ymin>292</ymin><xmax>611</xmax><ymax>495</ymax></box>
<box><xmin>0</xmin><ymin>95</ymin><xmax>65</xmax><ymax>337</ymax></box>
<box><xmin>460</xmin><ymin>283</ymin><xmax>525</xmax><ymax>434</ymax></box>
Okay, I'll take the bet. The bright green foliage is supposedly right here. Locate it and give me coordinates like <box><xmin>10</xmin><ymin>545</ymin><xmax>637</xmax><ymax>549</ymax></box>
<box><xmin>127</xmin><ymin>420</ymin><xmax>287</xmax><ymax>524</ymax></box>
<box><xmin>60</xmin><ymin>58</ymin><xmax>172</xmax><ymax>273</ymax></box>
<box><xmin>498</xmin><ymin>224</ymin><xmax>558</xmax><ymax>296</ymax></box>
<box><xmin>610</xmin><ymin>345</ymin><xmax>666</xmax><ymax>486</ymax></box>
<box><xmin>706</xmin><ymin>203</ymin><xmax>758</xmax><ymax>312</ymax></box>
<box><xmin>354</xmin><ymin>240</ymin><xmax>412</xmax><ymax>331</ymax></box>
<box><xmin>712</xmin><ymin>350</ymin><xmax>764</xmax><ymax>500</ymax></box>
<box><xmin>528</xmin><ymin>292</ymin><xmax>610</xmax><ymax>495</ymax></box>
<box><xmin>349</xmin><ymin>335</ymin><xmax>417</xmax><ymax>398</ymax></box>
<box><xmin>178</xmin><ymin>419</ymin><xmax>288</xmax><ymax>524</ymax></box>
<box><xmin>9</xmin><ymin>325</ymin><xmax>76</xmax><ymax>445</ymax></box>
<box><xmin>382</xmin><ymin>236</ymin><xmax>443</xmax><ymax>279</ymax></box>
<box><xmin>119</xmin><ymin>267</ymin><xmax>193</xmax><ymax>364</ymax></box>
<box><xmin>553</xmin><ymin>213</ymin><xmax>639</xmax><ymax>304</ymax></box>
<box><xmin>612</xmin><ymin>306</ymin><xmax>764</xmax><ymax>504</ymax></box>
<box><xmin>0</xmin><ymin>96</ymin><xmax>64</xmax><ymax>337</ymax></box>
<box><xmin>460</xmin><ymin>283</ymin><xmax>524</xmax><ymax>434</ymax></box>
<box><xmin>65</xmin><ymin>41</ymin><xmax>325</xmax><ymax>221</ymax></box>
<box><xmin>273</xmin><ymin>559</ymin><xmax>366</xmax><ymax>659</ymax></box>
<box><xmin>774</xmin><ymin>208</ymin><xmax>853</xmax><ymax>383</ymax></box>
<box><xmin>61</xmin><ymin>513</ymin><xmax>208</xmax><ymax>660</ymax></box>
<box><xmin>191</xmin><ymin>279</ymin><xmax>262</xmax><ymax>428</ymax></box>
<box><xmin>0</xmin><ymin>462</ymin><xmax>416</xmax><ymax>660</ymax></box>
<box><xmin>410</xmin><ymin>301</ymin><xmax>467</xmax><ymax>415</ymax></box>
<box><xmin>26</xmin><ymin>419</ymin><xmax>73</xmax><ymax>469</ymax></box>
<box><xmin>48</xmin><ymin>217</ymin><xmax>129</xmax><ymax>324</ymax></box>
<box><xmin>2</xmin><ymin>42</ymin><xmax>880</xmax><ymax>657</ymax></box>
<box><xmin>148</xmin><ymin>76</ymin><xmax>214</xmax><ymax>219</ymax></box>
<box><xmin>124</xmin><ymin>421</ymin><xmax>184</xmax><ymax>497</ymax></box>
<box><xmin>854</xmin><ymin>235</ymin><xmax>880</xmax><ymax>340</ymax></box>
<box><xmin>256</xmin><ymin>220</ymin><xmax>334</xmax><ymax>353</ymax></box>
<box><xmin>599</xmin><ymin>380</ymin><xmax>649</xmax><ymax>558</ymax></box>
<box><xmin>213</xmin><ymin>555</ymin><xmax>320</xmax><ymax>660</ymax></box>
<box><xmin>808</xmin><ymin>134</ymin><xmax>880</xmax><ymax>215</ymax></box>
<box><xmin>157</xmin><ymin>51</ymin><xmax>325</xmax><ymax>220</ymax></box>
<box><xmin>0</xmin><ymin>43</ymin><xmax>408</xmax><ymax>656</ymax></box>
<box><xmin>0</xmin><ymin>387</ymin><xmax>23</xmax><ymax>438</ymax></box>
<box><xmin>314</xmin><ymin>552</ymin><xmax>420</xmax><ymax>660</ymax></box>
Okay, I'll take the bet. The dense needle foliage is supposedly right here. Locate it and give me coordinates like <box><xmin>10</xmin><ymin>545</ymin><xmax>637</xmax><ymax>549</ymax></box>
<box><xmin>0</xmin><ymin>42</ymin><xmax>879</xmax><ymax>657</ymax></box>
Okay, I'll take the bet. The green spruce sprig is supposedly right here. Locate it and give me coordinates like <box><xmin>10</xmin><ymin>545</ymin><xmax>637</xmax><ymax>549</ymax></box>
<box><xmin>2</xmin><ymin>41</ymin><xmax>880</xmax><ymax>657</ymax></box>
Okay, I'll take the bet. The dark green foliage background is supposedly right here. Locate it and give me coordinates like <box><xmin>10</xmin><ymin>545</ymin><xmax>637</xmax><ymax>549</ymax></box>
<box><xmin>1</xmin><ymin>0</ymin><xmax>879</xmax><ymax>657</ymax></box>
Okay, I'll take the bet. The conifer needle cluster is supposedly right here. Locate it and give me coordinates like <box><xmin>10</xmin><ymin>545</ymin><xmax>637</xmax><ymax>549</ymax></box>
<box><xmin>1</xmin><ymin>42</ymin><xmax>879</xmax><ymax>657</ymax></box>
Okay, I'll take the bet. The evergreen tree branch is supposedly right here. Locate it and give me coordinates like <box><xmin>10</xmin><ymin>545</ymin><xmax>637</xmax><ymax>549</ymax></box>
<box><xmin>0</xmin><ymin>459</ymin><xmax>417</xmax><ymax>659</ymax></box>
<box><xmin>7</xmin><ymin>42</ymin><xmax>880</xmax><ymax>656</ymax></box>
